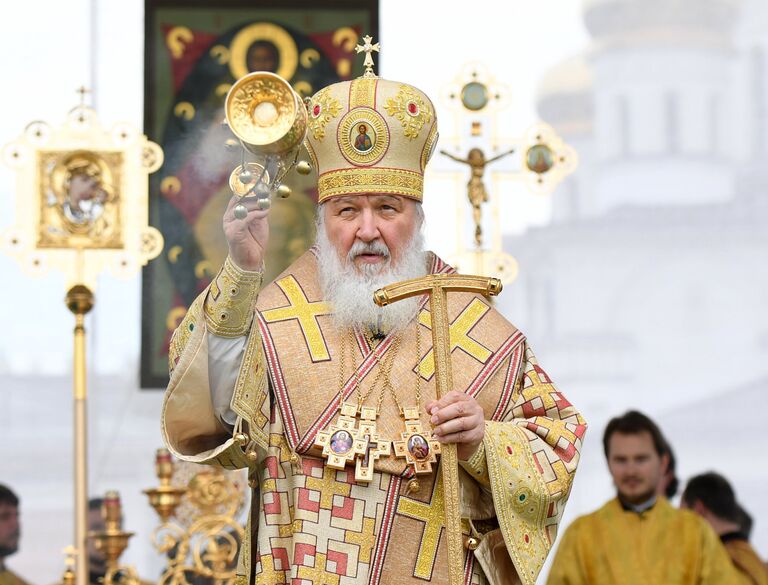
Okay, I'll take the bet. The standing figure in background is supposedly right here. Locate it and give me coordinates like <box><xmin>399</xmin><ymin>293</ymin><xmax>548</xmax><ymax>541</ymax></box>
<box><xmin>682</xmin><ymin>472</ymin><xmax>768</xmax><ymax>585</ymax></box>
<box><xmin>0</xmin><ymin>485</ymin><xmax>30</xmax><ymax>585</ymax></box>
<box><xmin>656</xmin><ymin>438</ymin><xmax>679</xmax><ymax>500</ymax></box>
<box><xmin>547</xmin><ymin>410</ymin><xmax>744</xmax><ymax>585</ymax></box>
<box><xmin>440</xmin><ymin>147</ymin><xmax>514</xmax><ymax>247</ymax></box>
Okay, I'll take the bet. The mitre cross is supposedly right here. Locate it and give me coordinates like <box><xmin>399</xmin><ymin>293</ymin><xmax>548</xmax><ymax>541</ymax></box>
<box><xmin>355</xmin><ymin>35</ymin><xmax>380</xmax><ymax>77</ymax></box>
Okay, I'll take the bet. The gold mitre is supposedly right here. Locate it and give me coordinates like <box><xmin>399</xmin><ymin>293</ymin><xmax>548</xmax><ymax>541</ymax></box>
<box><xmin>304</xmin><ymin>36</ymin><xmax>439</xmax><ymax>204</ymax></box>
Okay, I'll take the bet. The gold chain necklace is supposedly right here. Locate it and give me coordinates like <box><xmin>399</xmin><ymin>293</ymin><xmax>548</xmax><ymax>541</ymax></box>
<box><xmin>314</xmin><ymin>329</ymin><xmax>399</xmax><ymax>482</ymax></box>
<box><xmin>392</xmin><ymin>317</ymin><xmax>441</xmax><ymax>487</ymax></box>
<box><xmin>354</xmin><ymin>332</ymin><xmax>400</xmax><ymax>482</ymax></box>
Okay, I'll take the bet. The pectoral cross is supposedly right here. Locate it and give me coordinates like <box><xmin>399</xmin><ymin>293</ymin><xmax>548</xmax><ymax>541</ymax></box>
<box><xmin>314</xmin><ymin>401</ymin><xmax>366</xmax><ymax>469</ymax></box>
<box><xmin>355</xmin><ymin>35</ymin><xmax>380</xmax><ymax>78</ymax></box>
<box><xmin>393</xmin><ymin>406</ymin><xmax>441</xmax><ymax>474</ymax></box>
<box><xmin>354</xmin><ymin>406</ymin><xmax>391</xmax><ymax>482</ymax></box>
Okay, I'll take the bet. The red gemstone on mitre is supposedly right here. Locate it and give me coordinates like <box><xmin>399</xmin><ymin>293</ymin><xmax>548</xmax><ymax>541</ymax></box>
<box><xmin>524</xmin><ymin>534</ymin><xmax>530</xmax><ymax>544</ymax></box>
<box><xmin>313</xmin><ymin>104</ymin><xmax>321</xmax><ymax>117</ymax></box>
<box><xmin>407</xmin><ymin>101</ymin><xmax>419</xmax><ymax>115</ymax></box>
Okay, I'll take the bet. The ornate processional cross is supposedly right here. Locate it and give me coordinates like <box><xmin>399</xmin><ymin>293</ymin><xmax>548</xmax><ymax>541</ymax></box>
<box><xmin>355</xmin><ymin>35</ymin><xmax>380</xmax><ymax>78</ymax></box>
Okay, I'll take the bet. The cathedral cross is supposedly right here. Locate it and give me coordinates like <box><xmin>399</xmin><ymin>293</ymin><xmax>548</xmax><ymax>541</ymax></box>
<box><xmin>76</xmin><ymin>86</ymin><xmax>91</xmax><ymax>106</ymax></box>
<box><xmin>355</xmin><ymin>35</ymin><xmax>380</xmax><ymax>77</ymax></box>
<box><xmin>261</xmin><ymin>275</ymin><xmax>333</xmax><ymax>361</ymax></box>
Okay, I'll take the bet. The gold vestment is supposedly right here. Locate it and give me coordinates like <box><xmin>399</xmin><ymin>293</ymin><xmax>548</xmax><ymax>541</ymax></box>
<box><xmin>723</xmin><ymin>536</ymin><xmax>768</xmax><ymax>585</ymax></box>
<box><xmin>0</xmin><ymin>569</ymin><xmax>32</xmax><ymax>585</ymax></box>
<box><xmin>163</xmin><ymin>250</ymin><xmax>586</xmax><ymax>585</ymax></box>
<box><xmin>547</xmin><ymin>497</ymin><xmax>747</xmax><ymax>585</ymax></box>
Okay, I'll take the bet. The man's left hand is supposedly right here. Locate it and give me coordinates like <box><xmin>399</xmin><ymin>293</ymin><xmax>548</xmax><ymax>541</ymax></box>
<box><xmin>426</xmin><ymin>391</ymin><xmax>485</xmax><ymax>461</ymax></box>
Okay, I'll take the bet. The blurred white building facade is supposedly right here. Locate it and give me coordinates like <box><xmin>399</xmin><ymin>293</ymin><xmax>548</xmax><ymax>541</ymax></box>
<box><xmin>503</xmin><ymin>0</ymin><xmax>768</xmax><ymax>564</ymax></box>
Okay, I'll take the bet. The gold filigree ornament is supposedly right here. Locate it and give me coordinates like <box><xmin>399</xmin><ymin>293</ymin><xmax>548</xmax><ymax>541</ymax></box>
<box><xmin>307</xmin><ymin>88</ymin><xmax>342</xmax><ymax>140</ymax></box>
<box><xmin>2</xmin><ymin>102</ymin><xmax>164</xmax><ymax>287</ymax></box>
<box><xmin>144</xmin><ymin>453</ymin><xmax>247</xmax><ymax>585</ymax></box>
<box><xmin>385</xmin><ymin>85</ymin><xmax>433</xmax><ymax>140</ymax></box>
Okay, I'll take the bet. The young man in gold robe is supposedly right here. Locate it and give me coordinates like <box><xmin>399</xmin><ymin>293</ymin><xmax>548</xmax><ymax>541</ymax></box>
<box><xmin>547</xmin><ymin>410</ymin><xmax>744</xmax><ymax>585</ymax></box>
<box><xmin>682</xmin><ymin>472</ymin><xmax>768</xmax><ymax>585</ymax></box>
<box><xmin>162</xmin><ymin>46</ymin><xmax>586</xmax><ymax>585</ymax></box>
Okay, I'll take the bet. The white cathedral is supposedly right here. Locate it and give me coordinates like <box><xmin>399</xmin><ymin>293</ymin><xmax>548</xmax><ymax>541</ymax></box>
<box><xmin>502</xmin><ymin>0</ymin><xmax>768</xmax><ymax>555</ymax></box>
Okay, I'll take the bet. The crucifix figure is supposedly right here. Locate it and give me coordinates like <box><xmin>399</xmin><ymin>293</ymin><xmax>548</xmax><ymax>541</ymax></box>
<box><xmin>440</xmin><ymin>147</ymin><xmax>515</xmax><ymax>247</ymax></box>
<box><xmin>355</xmin><ymin>35</ymin><xmax>380</xmax><ymax>78</ymax></box>
<box><xmin>354</xmin><ymin>406</ymin><xmax>391</xmax><ymax>482</ymax></box>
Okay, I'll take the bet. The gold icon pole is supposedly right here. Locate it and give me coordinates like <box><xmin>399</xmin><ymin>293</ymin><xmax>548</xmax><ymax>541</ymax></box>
<box><xmin>374</xmin><ymin>274</ymin><xmax>502</xmax><ymax>585</ymax></box>
<box><xmin>3</xmin><ymin>94</ymin><xmax>164</xmax><ymax>585</ymax></box>
<box><xmin>66</xmin><ymin>284</ymin><xmax>94</xmax><ymax>585</ymax></box>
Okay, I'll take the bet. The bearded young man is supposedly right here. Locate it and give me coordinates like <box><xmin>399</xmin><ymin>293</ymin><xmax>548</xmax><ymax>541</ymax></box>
<box><xmin>162</xmin><ymin>53</ymin><xmax>586</xmax><ymax>585</ymax></box>
<box><xmin>547</xmin><ymin>410</ymin><xmax>743</xmax><ymax>585</ymax></box>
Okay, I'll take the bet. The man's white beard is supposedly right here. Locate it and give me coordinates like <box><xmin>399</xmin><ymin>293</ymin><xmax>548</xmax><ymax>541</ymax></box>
<box><xmin>316</xmin><ymin>213</ymin><xmax>427</xmax><ymax>334</ymax></box>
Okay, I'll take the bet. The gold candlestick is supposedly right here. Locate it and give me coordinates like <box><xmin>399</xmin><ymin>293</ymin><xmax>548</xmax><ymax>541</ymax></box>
<box><xmin>143</xmin><ymin>448</ymin><xmax>186</xmax><ymax>523</ymax></box>
<box><xmin>88</xmin><ymin>491</ymin><xmax>135</xmax><ymax>573</ymax></box>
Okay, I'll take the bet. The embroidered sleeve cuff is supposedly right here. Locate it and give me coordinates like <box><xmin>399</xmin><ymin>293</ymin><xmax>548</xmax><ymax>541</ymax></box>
<box><xmin>204</xmin><ymin>256</ymin><xmax>263</xmax><ymax>338</ymax></box>
<box><xmin>460</xmin><ymin>440</ymin><xmax>491</xmax><ymax>487</ymax></box>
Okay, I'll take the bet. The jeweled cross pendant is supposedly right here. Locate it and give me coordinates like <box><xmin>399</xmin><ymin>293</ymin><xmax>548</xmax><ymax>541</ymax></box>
<box><xmin>393</xmin><ymin>406</ymin><xmax>441</xmax><ymax>474</ymax></box>
<box><xmin>314</xmin><ymin>401</ymin><xmax>366</xmax><ymax>469</ymax></box>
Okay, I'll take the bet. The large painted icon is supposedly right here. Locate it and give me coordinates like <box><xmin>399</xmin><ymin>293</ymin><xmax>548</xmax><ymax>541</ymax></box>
<box><xmin>141</xmin><ymin>2</ymin><xmax>378</xmax><ymax>386</ymax></box>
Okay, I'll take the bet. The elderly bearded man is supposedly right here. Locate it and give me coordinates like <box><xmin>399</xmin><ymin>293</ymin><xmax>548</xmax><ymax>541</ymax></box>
<box><xmin>162</xmin><ymin>51</ymin><xmax>586</xmax><ymax>585</ymax></box>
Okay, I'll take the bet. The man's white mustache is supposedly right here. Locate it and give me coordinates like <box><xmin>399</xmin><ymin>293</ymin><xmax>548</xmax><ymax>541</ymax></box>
<box><xmin>347</xmin><ymin>239</ymin><xmax>390</xmax><ymax>260</ymax></box>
